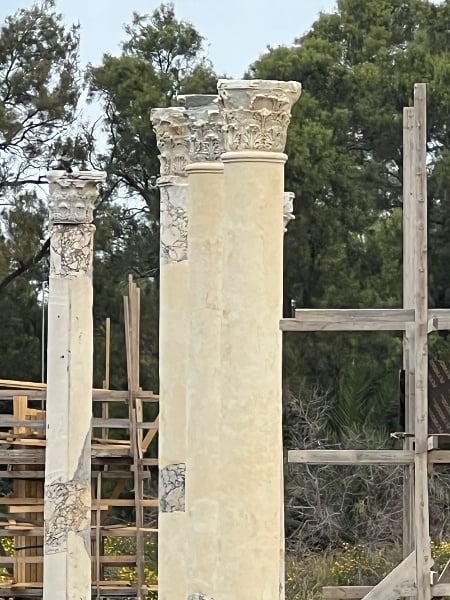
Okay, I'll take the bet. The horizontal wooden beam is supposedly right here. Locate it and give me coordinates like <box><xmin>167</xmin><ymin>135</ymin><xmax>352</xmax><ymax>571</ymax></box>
<box><xmin>288</xmin><ymin>450</ymin><xmax>415</xmax><ymax>465</ymax></box>
<box><xmin>428</xmin><ymin>309</ymin><xmax>450</xmax><ymax>331</ymax></box>
<box><xmin>322</xmin><ymin>585</ymin><xmax>417</xmax><ymax>599</ymax></box>
<box><xmin>432</xmin><ymin>582</ymin><xmax>450</xmax><ymax>595</ymax></box>
<box><xmin>281</xmin><ymin>309</ymin><xmax>414</xmax><ymax>332</ymax></box>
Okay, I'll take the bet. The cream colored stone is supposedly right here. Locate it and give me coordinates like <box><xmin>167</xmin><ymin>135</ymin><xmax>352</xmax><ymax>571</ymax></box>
<box><xmin>47</xmin><ymin>170</ymin><xmax>106</xmax><ymax>224</ymax></box>
<box><xmin>151</xmin><ymin>106</ymin><xmax>192</xmax><ymax>600</ymax></box>
<box><xmin>151</xmin><ymin>107</ymin><xmax>190</xmax><ymax>177</ymax></box>
<box><xmin>218</xmin><ymin>154</ymin><xmax>286</xmax><ymax>600</ymax></box>
<box><xmin>44</xmin><ymin>171</ymin><xmax>104</xmax><ymax>600</ymax></box>
<box><xmin>217</xmin><ymin>79</ymin><xmax>301</xmax><ymax>152</ymax></box>
<box><xmin>185</xmin><ymin>162</ymin><xmax>224</xmax><ymax>599</ymax></box>
<box><xmin>216</xmin><ymin>77</ymin><xmax>300</xmax><ymax>600</ymax></box>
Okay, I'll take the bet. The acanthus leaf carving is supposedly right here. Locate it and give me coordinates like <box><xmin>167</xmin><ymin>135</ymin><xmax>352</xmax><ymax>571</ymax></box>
<box><xmin>151</xmin><ymin>107</ymin><xmax>191</xmax><ymax>177</ymax></box>
<box><xmin>217</xmin><ymin>79</ymin><xmax>302</xmax><ymax>153</ymax></box>
<box><xmin>47</xmin><ymin>170</ymin><xmax>106</xmax><ymax>225</ymax></box>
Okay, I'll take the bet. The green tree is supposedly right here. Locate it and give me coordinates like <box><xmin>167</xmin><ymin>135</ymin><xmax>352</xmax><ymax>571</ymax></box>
<box><xmin>86</xmin><ymin>3</ymin><xmax>218</xmax><ymax>391</ymax></box>
<box><xmin>251</xmin><ymin>0</ymin><xmax>450</xmax><ymax>392</ymax></box>
<box><xmin>0</xmin><ymin>0</ymin><xmax>80</xmax><ymax>380</ymax></box>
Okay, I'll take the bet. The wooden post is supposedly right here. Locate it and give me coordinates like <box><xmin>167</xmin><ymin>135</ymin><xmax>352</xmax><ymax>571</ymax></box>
<box><xmin>403</xmin><ymin>106</ymin><xmax>416</xmax><ymax>571</ymax></box>
<box><xmin>413</xmin><ymin>82</ymin><xmax>431</xmax><ymax>600</ymax></box>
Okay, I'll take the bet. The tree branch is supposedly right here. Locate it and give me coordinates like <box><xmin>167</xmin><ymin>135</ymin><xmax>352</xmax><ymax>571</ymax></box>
<box><xmin>0</xmin><ymin>238</ymin><xmax>50</xmax><ymax>292</ymax></box>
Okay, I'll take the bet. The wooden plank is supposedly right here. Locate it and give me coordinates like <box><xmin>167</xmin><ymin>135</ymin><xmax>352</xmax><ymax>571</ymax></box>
<box><xmin>360</xmin><ymin>551</ymin><xmax>415</xmax><ymax>600</ymax></box>
<box><xmin>437</xmin><ymin>559</ymin><xmax>450</xmax><ymax>583</ymax></box>
<box><xmin>413</xmin><ymin>82</ymin><xmax>432</xmax><ymax>600</ymax></box>
<box><xmin>280</xmin><ymin>309</ymin><xmax>414</xmax><ymax>331</ymax></box>
<box><xmin>432</xmin><ymin>582</ymin><xmax>450</xmax><ymax>595</ymax></box>
<box><xmin>141</xmin><ymin>416</ymin><xmax>159</xmax><ymax>453</ymax></box>
<box><xmin>322</xmin><ymin>584</ymin><xmax>416</xmax><ymax>599</ymax></box>
<box><xmin>403</xmin><ymin>105</ymin><xmax>416</xmax><ymax>570</ymax></box>
<box><xmin>428</xmin><ymin>309</ymin><xmax>450</xmax><ymax>330</ymax></box>
<box><xmin>288</xmin><ymin>450</ymin><xmax>414</xmax><ymax>465</ymax></box>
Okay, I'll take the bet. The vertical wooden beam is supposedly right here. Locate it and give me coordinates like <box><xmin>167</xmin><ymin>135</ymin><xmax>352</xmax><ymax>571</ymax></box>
<box><xmin>413</xmin><ymin>82</ymin><xmax>431</xmax><ymax>600</ymax></box>
<box><xmin>124</xmin><ymin>278</ymin><xmax>144</xmax><ymax>599</ymax></box>
<box><xmin>102</xmin><ymin>317</ymin><xmax>111</xmax><ymax>440</ymax></box>
<box><xmin>403</xmin><ymin>106</ymin><xmax>416</xmax><ymax>569</ymax></box>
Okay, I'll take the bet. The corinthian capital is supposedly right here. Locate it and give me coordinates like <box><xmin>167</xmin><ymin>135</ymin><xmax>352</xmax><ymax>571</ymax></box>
<box><xmin>151</xmin><ymin>107</ymin><xmax>190</xmax><ymax>177</ymax></box>
<box><xmin>178</xmin><ymin>94</ymin><xmax>225</xmax><ymax>162</ymax></box>
<box><xmin>217</xmin><ymin>79</ymin><xmax>302</xmax><ymax>153</ymax></box>
<box><xmin>47</xmin><ymin>170</ymin><xmax>106</xmax><ymax>225</ymax></box>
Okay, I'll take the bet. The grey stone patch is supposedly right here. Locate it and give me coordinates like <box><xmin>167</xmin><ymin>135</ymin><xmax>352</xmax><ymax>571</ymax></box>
<box><xmin>50</xmin><ymin>223</ymin><xmax>95</xmax><ymax>277</ymax></box>
<box><xmin>159</xmin><ymin>463</ymin><xmax>185</xmax><ymax>512</ymax></box>
<box><xmin>45</xmin><ymin>430</ymin><xmax>91</xmax><ymax>554</ymax></box>
<box><xmin>44</xmin><ymin>479</ymin><xmax>90</xmax><ymax>553</ymax></box>
<box><xmin>159</xmin><ymin>186</ymin><xmax>188</xmax><ymax>264</ymax></box>
<box><xmin>188</xmin><ymin>594</ymin><xmax>215</xmax><ymax>600</ymax></box>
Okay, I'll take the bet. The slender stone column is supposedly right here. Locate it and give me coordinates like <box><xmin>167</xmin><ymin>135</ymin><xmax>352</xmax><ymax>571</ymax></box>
<box><xmin>217</xmin><ymin>79</ymin><xmax>301</xmax><ymax>600</ymax></box>
<box><xmin>150</xmin><ymin>107</ymin><xmax>190</xmax><ymax>600</ymax></box>
<box><xmin>44</xmin><ymin>170</ymin><xmax>105</xmax><ymax>600</ymax></box>
<box><xmin>181</xmin><ymin>95</ymin><xmax>225</xmax><ymax>600</ymax></box>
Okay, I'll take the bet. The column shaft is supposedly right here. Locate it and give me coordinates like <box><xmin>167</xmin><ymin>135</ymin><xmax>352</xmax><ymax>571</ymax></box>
<box><xmin>186</xmin><ymin>163</ymin><xmax>224</xmax><ymax>599</ymax></box>
<box><xmin>217</xmin><ymin>78</ymin><xmax>301</xmax><ymax>599</ymax></box>
<box><xmin>158</xmin><ymin>177</ymin><xmax>189</xmax><ymax>600</ymax></box>
<box><xmin>44</xmin><ymin>171</ymin><xmax>105</xmax><ymax>600</ymax></box>
<box><xmin>219</xmin><ymin>153</ymin><xmax>286</xmax><ymax>599</ymax></box>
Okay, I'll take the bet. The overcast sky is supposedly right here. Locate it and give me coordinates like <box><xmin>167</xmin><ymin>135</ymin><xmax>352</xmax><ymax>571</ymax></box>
<box><xmin>1</xmin><ymin>0</ymin><xmax>337</xmax><ymax>76</ymax></box>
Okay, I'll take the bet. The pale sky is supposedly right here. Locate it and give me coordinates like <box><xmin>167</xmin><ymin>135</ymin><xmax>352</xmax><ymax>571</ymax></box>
<box><xmin>1</xmin><ymin>0</ymin><xmax>337</xmax><ymax>76</ymax></box>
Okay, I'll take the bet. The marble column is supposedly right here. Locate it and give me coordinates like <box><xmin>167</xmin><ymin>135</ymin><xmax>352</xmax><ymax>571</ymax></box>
<box><xmin>44</xmin><ymin>170</ymin><xmax>106</xmax><ymax>600</ymax></box>
<box><xmin>150</xmin><ymin>106</ymin><xmax>191</xmax><ymax>600</ymax></box>
<box><xmin>181</xmin><ymin>95</ymin><xmax>225</xmax><ymax>600</ymax></box>
<box><xmin>217</xmin><ymin>79</ymin><xmax>301</xmax><ymax>600</ymax></box>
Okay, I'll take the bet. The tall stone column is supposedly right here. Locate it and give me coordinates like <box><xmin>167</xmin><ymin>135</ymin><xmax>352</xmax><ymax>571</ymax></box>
<box><xmin>44</xmin><ymin>170</ymin><xmax>106</xmax><ymax>600</ymax></box>
<box><xmin>181</xmin><ymin>95</ymin><xmax>225</xmax><ymax>600</ymax></box>
<box><xmin>217</xmin><ymin>79</ymin><xmax>301</xmax><ymax>600</ymax></box>
<box><xmin>150</xmin><ymin>107</ymin><xmax>190</xmax><ymax>600</ymax></box>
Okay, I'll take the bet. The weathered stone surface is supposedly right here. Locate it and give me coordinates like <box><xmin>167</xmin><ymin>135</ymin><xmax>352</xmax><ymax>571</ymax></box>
<box><xmin>44</xmin><ymin>479</ymin><xmax>90</xmax><ymax>553</ymax></box>
<box><xmin>217</xmin><ymin>79</ymin><xmax>301</xmax><ymax>153</ymax></box>
<box><xmin>180</xmin><ymin>95</ymin><xmax>225</xmax><ymax>163</ymax></box>
<box><xmin>50</xmin><ymin>223</ymin><xmax>95</xmax><ymax>277</ymax></box>
<box><xmin>151</xmin><ymin>107</ymin><xmax>190</xmax><ymax>177</ymax></box>
<box><xmin>283</xmin><ymin>191</ymin><xmax>295</xmax><ymax>232</ymax></box>
<box><xmin>159</xmin><ymin>463</ymin><xmax>185</xmax><ymax>512</ymax></box>
<box><xmin>159</xmin><ymin>183</ymin><xmax>188</xmax><ymax>264</ymax></box>
<box><xmin>47</xmin><ymin>170</ymin><xmax>106</xmax><ymax>224</ymax></box>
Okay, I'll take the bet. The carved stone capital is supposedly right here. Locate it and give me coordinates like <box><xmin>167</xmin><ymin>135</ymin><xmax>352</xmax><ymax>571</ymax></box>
<box><xmin>47</xmin><ymin>170</ymin><xmax>106</xmax><ymax>225</ymax></box>
<box><xmin>283</xmin><ymin>191</ymin><xmax>295</xmax><ymax>232</ymax></box>
<box><xmin>178</xmin><ymin>95</ymin><xmax>225</xmax><ymax>162</ymax></box>
<box><xmin>50</xmin><ymin>224</ymin><xmax>95</xmax><ymax>278</ymax></box>
<box><xmin>151</xmin><ymin>107</ymin><xmax>190</xmax><ymax>177</ymax></box>
<box><xmin>217</xmin><ymin>79</ymin><xmax>302</xmax><ymax>153</ymax></box>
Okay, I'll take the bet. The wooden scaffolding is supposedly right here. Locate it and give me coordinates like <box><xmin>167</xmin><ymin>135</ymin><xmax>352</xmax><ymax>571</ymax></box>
<box><xmin>281</xmin><ymin>84</ymin><xmax>450</xmax><ymax>599</ymax></box>
<box><xmin>0</xmin><ymin>277</ymin><xmax>158</xmax><ymax>598</ymax></box>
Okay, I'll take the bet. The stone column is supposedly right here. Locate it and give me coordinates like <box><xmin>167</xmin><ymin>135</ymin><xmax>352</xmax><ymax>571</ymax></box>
<box><xmin>217</xmin><ymin>79</ymin><xmax>301</xmax><ymax>600</ymax></box>
<box><xmin>44</xmin><ymin>170</ymin><xmax>105</xmax><ymax>600</ymax></box>
<box><xmin>150</xmin><ymin>107</ymin><xmax>190</xmax><ymax>600</ymax></box>
<box><xmin>181</xmin><ymin>95</ymin><xmax>225</xmax><ymax>600</ymax></box>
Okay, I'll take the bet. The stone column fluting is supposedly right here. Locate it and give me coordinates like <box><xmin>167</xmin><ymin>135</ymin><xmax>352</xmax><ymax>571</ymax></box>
<box><xmin>180</xmin><ymin>94</ymin><xmax>225</xmax><ymax>600</ymax></box>
<box><xmin>150</xmin><ymin>106</ymin><xmax>191</xmax><ymax>600</ymax></box>
<box><xmin>217</xmin><ymin>79</ymin><xmax>301</xmax><ymax>599</ymax></box>
<box><xmin>44</xmin><ymin>170</ymin><xmax>105</xmax><ymax>600</ymax></box>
